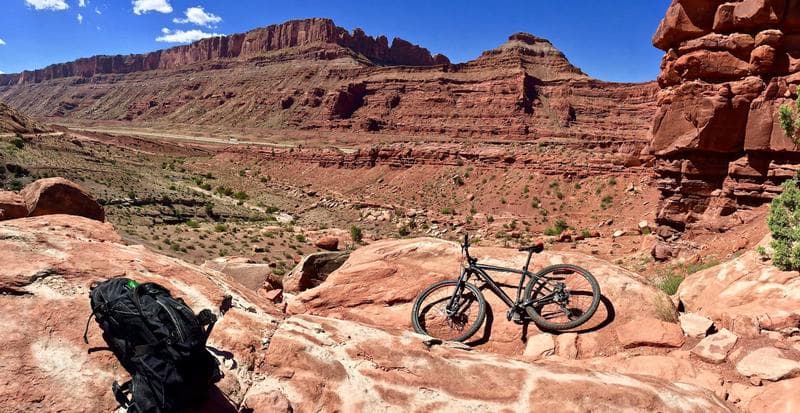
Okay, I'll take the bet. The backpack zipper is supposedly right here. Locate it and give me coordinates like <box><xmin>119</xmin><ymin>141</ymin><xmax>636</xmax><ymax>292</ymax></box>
<box><xmin>156</xmin><ymin>297</ymin><xmax>186</xmax><ymax>342</ymax></box>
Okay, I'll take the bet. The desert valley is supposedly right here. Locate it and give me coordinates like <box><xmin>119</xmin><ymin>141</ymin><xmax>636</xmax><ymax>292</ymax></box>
<box><xmin>2</xmin><ymin>0</ymin><xmax>800</xmax><ymax>411</ymax></box>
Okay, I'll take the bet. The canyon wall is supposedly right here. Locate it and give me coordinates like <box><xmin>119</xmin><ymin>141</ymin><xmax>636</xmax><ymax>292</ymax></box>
<box><xmin>0</xmin><ymin>18</ymin><xmax>448</xmax><ymax>87</ymax></box>
<box><xmin>651</xmin><ymin>0</ymin><xmax>800</xmax><ymax>237</ymax></box>
<box><xmin>0</xmin><ymin>19</ymin><xmax>657</xmax><ymax>147</ymax></box>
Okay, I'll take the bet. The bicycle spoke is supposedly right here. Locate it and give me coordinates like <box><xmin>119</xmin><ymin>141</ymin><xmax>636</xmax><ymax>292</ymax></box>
<box><xmin>415</xmin><ymin>282</ymin><xmax>482</xmax><ymax>341</ymax></box>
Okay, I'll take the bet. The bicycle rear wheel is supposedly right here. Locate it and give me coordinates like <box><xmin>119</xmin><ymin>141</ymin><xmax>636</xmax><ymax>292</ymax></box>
<box><xmin>411</xmin><ymin>280</ymin><xmax>486</xmax><ymax>342</ymax></box>
<box><xmin>524</xmin><ymin>264</ymin><xmax>600</xmax><ymax>331</ymax></box>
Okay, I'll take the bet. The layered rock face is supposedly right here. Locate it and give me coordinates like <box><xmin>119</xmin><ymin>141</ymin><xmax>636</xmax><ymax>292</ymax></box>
<box><xmin>0</xmin><ymin>102</ymin><xmax>50</xmax><ymax>133</ymax></box>
<box><xmin>0</xmin><ymin>18</ymin><xmax>446</xmax><ymax>87</ymax></box>
<box><xmin>651</xmin><ymin>0</ymin><xmax>800</xmax><ymax>235</ymax></box>
<box><xmin>0</xmin><ymin>18</ymin><xmax>657</xmax><ymax>146</ymax></box>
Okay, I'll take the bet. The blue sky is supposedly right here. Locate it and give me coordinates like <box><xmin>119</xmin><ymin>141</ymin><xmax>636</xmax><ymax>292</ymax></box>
<box><xmin>0</xmin><ymin>0</ymin><xmax>671</xmax><ymax>82</ymax></box>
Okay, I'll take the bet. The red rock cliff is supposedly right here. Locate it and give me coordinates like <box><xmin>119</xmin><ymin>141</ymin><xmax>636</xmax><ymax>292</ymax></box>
<box><xmin>650</xmin><ymin>0</ymin><xmax>800</xmax><ymax>237</ymax></box>
<box><xmin>0</xmin><ymin>18</ymin><xmax>448</xmax><ymax>86</ymax></box>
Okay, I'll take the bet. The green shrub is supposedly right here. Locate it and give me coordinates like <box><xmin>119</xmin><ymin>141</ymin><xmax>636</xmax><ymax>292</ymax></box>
<box><xmin>295</xmin><ymin>234</ymin><xmax>306</xmax><ymax>242</ymax></box>
<box><xmin>350</xmin><ymin>225</ymin><xmax>363</xmax><ymax>244</ymax></box>
<box><xmin>10</xmin><ymin>136</ymin><xmax>25</xmax><ymax>149</ymax></box>
<box><xmin>601</xmin><ymin>195</ymin><xmax>614</xmax><ymax>210</ymax></box>
<box><xmin>655</xmin><ymin>273</ymin><xmax>684</xmax><ymax>295</ymax></box>
<box><xmin>214</xmin><ymin>223</ymin><xmax>228</xmax><ymax>233</ymax></box>
<box><xmin>767</xmin><ymin>179</ymin><xmax>800</xmax><ymax>270</ymax></box>
<box><xmin>543</xmin><ymin>219</ymin><xmax>569</xmax><ymax>236</ymax></box>
<box><xmin>233</xmin><ymin>191</ymin><xmax>249</xmax><ymax>201</ymax></box>
<box><xmin>778</xmin><ymin>86</ymin><xmax>800</xmax><ymax>144</ymax></box>
<box><xmin>186</xmin><ymin>220</ymin><xmax>200</xmax><ymax>229</ymax></box>
<box><xmin>440</xmin><ymin>207</ymin><xmax>454</xmax><ymax>215</ymax></box>
<box><xmin>398</xmin><ymin>226</ymin><xmax>411</xmax><ymax>237</ymax></box>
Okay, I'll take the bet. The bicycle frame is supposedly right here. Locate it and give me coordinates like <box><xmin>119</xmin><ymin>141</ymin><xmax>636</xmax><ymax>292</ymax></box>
<box><xmin>446</xmin><ymin>257</ymin><xmax>560</xmax><ymax>318</ymax></box>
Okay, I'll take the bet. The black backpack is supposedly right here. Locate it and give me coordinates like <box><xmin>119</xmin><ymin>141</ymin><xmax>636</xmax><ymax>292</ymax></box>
<box><xmin>83</xmin><ymin>277</ymin><xmax>223</xmax><ymax>413</ymax></box>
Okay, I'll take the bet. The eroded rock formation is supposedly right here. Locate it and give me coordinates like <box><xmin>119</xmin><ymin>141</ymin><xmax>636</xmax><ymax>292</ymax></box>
<box><xmin>650</xmin><ymin>0</ymin><xmax>800</xmax><ymax>236</ymax></box>
<box><xmin>0</xmin><ymin>102</ymin><xmax>50</xmax><ymax>133</ymax></box>
<box><xmin>0</xmin><ymin>18</ymin><xmax>657</xmax><ymax>147</ymax></box>
<box><xmin>0</xmin><ymin>214</ymin><xmax>733</xmax><ymax>412</ymax></box>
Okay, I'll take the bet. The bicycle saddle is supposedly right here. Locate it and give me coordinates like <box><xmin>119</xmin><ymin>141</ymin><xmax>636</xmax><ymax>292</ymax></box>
<box><xmin>518</xmin><ymin>241</ymin><xmax>544</xmax><ymax>253</ymax></box>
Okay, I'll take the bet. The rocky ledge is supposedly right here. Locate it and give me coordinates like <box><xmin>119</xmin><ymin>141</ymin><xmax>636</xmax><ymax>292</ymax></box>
<box><xmin>650</xmin><ymin>0</ymin><xmax>800</xmax><ymax>238</ymax></box>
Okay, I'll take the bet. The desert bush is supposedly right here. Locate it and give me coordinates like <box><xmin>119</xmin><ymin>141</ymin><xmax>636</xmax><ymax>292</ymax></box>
<box><xmin>600</xmin><ymin>195</ymin><xmax>614</xmax><ymax>210</ymax></box>
<box><xmin>778</xmin><ymin>86</ymin><xmax>800</xmax><ymax>144</ymax></box>
<box><xmin>655</xmin><ymin>272</ymin><xmax>684</xmax><ymax>295</ymax></box>
<box><xmin>398</xmin><ymin>226</ymin><xmax>411</xmax><ymax>237</ymax></box>
<box><xmin>767</xmin><ymin>179</ymin><xmax>800</xmax><ymax>270</ymax></box>
<box><xmin>214</xmin><ymin>223</ymin><xmax>228</xmax><ymax>233</ymax></box>
<box><xmin>543</xmin><ymin>219</ymin><xmax>569</xmax><ymax>236</ymax></box>
<box><xmin>350</xmin><ymin>225</ymin><xmax>363</xmax><ymax>244</ymax></box>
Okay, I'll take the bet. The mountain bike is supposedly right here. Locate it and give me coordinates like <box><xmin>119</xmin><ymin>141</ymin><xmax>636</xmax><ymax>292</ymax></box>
<box><xmin>411</xmin><ymin>234</ymin><xmax>601</xmax><ymax>342</ymax></box>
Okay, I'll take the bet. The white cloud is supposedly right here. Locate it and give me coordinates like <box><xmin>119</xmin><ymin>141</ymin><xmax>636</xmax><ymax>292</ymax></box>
<box><xmin>173</xmin><ymin>6</ymin><xmax>221</xmax><ymax>27</ymax></box>
<box><xmin>77</xmin><ymin>13</ymin><xmax>83</xmax><ymax>24</ymax></box>
<box><xmin>95</xmin><ymin>7</ymin><xmax>101</xmax><ymax>14</ymax></box>
<box><xmin>156</xmin><ymin>28</ymin><xmax>222</xmax><ymax>44</ymax></box>
<box><xmin>78</xmin><ymin>0</ymin><xmax>86</xmax><ymax>7</ymax></box>
<box><xmin>133</xmin><ymin>0</ymin><xmax>172</xmax><ymax>15</ymax></box>
<box><xmin>0</xmin><ymin>71</ymin><xmax>4</xmax><ymax>75</ymax></box>
<box><xmin>25</xmin><ymin>0</ymin><xmax>69</xmax><ymax>11</ymax></box>
<box><xmin>0</xmin><ymin>39</ymin><xmax>5</xmax><ymax>46</ymax></box>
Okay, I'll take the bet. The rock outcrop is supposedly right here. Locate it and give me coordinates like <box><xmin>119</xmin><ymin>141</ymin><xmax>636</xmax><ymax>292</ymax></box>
<box><xmin>288</xmin><ymin>238</ymin><xmax>678</xmax><ymax>357</ymax></box>
<box><xmin>0</xmin><ymin>214</ymin><xmax>283</xmax><ymax>411</ymax></box>
<box><xmin>19</xmin><ymin>177</ymin><xmax>105</xmax><ymax>221</ymax></box>
<box><xmin>246</xmin><ymin>314</ymin><xmax>730</xmax><ymax>412</ymax></box>
<box><xmin>0</xmin><ymin>102</ymin><xmax>49</xmax><ymax>133</ymax></box>
<box><xmin>677</xmin><ymin>237</ymin><xmax>800</xmax><ymax>338</ymax></box>
<box><xmin>0</xmin><ymin>178</ymin><xmax>104</xmax><ymax>222</ymax></box>
<box><xmin>0</xmin><ymin>18</ymin><xmax>657</xmax><ymax>147</ymax></box>
<box><xmin>0</xmin><ymin>215</ymin><xmax>732</xmax><ymax>412</ymax></box>
<box><xmin>650</xmin><ymin>0</ymin><xmax>800</xmax><ymax>236</ymax></box>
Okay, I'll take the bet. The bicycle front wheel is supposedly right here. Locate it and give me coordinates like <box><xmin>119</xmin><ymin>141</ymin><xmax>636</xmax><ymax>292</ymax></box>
<box><xmin>411</xmin><ymin>280</ymin><xmax>487</xmax><ymax>342</ymax></box>
<box><xmin>524</xmin><ymin>264</ymin><xmax>601</xmax><ymax>331</ymax></box>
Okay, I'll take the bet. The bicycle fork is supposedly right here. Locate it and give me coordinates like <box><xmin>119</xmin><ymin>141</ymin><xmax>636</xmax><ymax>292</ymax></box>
<box><xmin>445</xmin><ymin>269</ymin><xmax>471</xmax><ymax>316</ymax></box>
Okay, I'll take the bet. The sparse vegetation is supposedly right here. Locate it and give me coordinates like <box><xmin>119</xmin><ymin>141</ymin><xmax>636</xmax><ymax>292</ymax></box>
<box><xmin>767</xmin><ymin>178</ymin><xmax>800</xmax><ymax>270</ymax></box>
<box><xmin>350</xmin><ymin>225</ymin><xmax>363</xmax><ymax>244</ymax></box>
<box><xmin>655</xmin><ymin>272</ymin><xmax>684</xmax><ymax>295</ymax></box>
<box><xmin>600</xmin><ymin>195</ymin><xmax>614</xmax><ymax>210</ymax></box>
<box><xmin>778</xmin><ymin>86</ymin><xmax>800</xmax><ymax>144</ymax></box>
<box><xmin>543</xmin><ymin>219</ymin><xmax>569</xmax><ymax>236</ymax></box>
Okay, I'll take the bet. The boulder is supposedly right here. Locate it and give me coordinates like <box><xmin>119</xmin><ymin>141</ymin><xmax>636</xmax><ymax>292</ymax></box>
<box><xmin>290</xmin><ymin>238</ymin><xmax>678</xmax><ymax>356</ymax></box>
<box><xmin>616</xmin><ymin>318</ymin><xmax>686</xmax><ymax>348</ymax></box>
<box><xmin>713</xmin><ymin>0</ymin><xmax>785</xmax><ymax>33</ymax></box>
<box><xmin>736</xmin><ymin>347</ymin><xmax>800</xmax><ymax>381</ymax></box>
<box><xmin>653</xmin><ymin>0</ymin><xmax>722</xmax><ymax>50</ymax></box>
<box><xmin>680</xmin><ymin>312</ymin><xmax>715</xmax><ymax>338</ymax></box>
<box><xmin>245</xmin><ymin>314</ymin><xmax>732</xmax><ymax>412</ymax></box>
<box><xmin>202</xmin><ymin>256</ymin><xmax>281</xmax><ymax>290</ymax></box>
<box><xmin>746</xmin><ymin>376</ymin><xmax>800</xmax><ymax>412</ymax></box>
<box><xmin>282</xmin><ymin>251</ymin><xmax>349</xmax><ymax>293</ymax></box>
<box><xmin>0</xmin><ymin>215</ymin><xmax>283</xmax><ymax>411</ymax></box>
<box><xmin>19</xmin><ymin>178</ymin><xmax>105</xmax><ymax>221</ymax></box>
<box><xmin>691</xmin><ymin>328</ymin><xmax>738</xmax><ymax>363</ymax></box>
<box><xmin>678</xmin><ymin>241</ymin><xmax>800</xmax><ymax>337</ymax></box>
<box><xmin>523</xmin><ymin>333</ymin><xmax>555</xmax><ymax>360</ymax></box>
<box><xmin>0</xmin><ymin>191</ymin><xmax>27</xmax><ymax>221</ymax></box>
<box><xmin>314</xmin><ymin>236</ymin><xmax>339</xmax><ymax>251</ymax></box>
<box><xmin>673</xmin><ymin>50</ymin><xmax>752</xmax><ymax>81</ymax></box>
